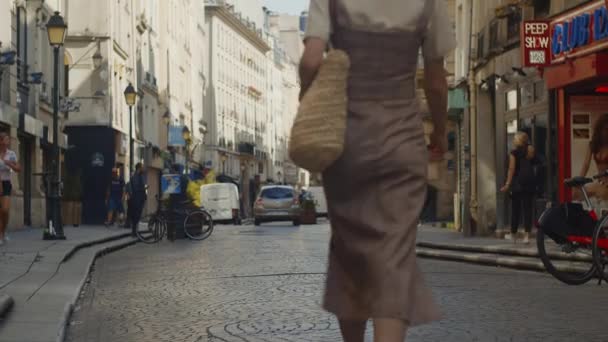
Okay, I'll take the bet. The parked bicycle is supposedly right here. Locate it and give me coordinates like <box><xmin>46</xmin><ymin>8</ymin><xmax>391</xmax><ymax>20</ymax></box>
<box><xmin>536</xmin><ymin>170</ymin><xmax>608</xmax><ymax>285</ymax></box>
<box><xmin>137</xmin><ymin>195</ymin><xmax>214</xmax><ymax>243</ymax></box>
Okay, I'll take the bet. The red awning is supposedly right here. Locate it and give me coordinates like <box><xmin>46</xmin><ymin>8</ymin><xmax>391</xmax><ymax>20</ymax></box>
<box><xmin>544</xmin><ymin>52</ymin><xmax>608</xmax><ymax>89</ymax></box>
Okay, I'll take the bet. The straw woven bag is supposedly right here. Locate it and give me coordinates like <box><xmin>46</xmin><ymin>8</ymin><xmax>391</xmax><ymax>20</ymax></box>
<box><xmin>289</xmin><ymin>0</ymin><xmax>349</xmax><ymax>173</ymax></box>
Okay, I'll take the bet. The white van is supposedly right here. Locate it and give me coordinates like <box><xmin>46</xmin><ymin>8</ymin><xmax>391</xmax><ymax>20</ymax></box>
<box><xmin>200</xmin><ymin>183</ymin><xmax>241</xmax><ymax>225</ymax></box>
<box><xmin>307</xmin><ymin>186</ymin><xmax>328</xmax><ymax>217</ymax></box>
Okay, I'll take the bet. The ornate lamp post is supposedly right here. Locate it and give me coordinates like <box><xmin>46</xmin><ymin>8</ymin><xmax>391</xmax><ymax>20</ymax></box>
<box><xmin>45</xmin><ymin>12</ymin><xmax>67</xmax><ymax>240</ymax></box>
<box><xmin>123</xmin><ymin>83</ymin><xmax>137</xmax><ymax>174</ymax></box>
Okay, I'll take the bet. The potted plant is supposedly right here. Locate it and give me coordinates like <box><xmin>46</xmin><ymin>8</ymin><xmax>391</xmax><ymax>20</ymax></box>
<box><xmin>300</xmin><ymin>195</ymin><xmax>317</xmax><ymax>225</ymax></box>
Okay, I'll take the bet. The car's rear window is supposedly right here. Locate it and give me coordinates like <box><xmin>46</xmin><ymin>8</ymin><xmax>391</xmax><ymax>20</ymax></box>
<box><xmin>261</xmin><ymin>188</ymin><xmax>293</xmax><ymax>199</ymax></box>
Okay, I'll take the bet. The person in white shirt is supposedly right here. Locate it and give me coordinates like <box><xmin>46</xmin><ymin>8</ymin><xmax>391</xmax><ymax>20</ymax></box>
<box><xmin>0</xmin><ymin>132</ymin><xmax>21</xmax><ymax>244</ymax></box>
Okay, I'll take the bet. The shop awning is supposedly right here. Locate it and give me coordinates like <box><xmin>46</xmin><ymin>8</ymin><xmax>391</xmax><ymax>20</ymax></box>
<box><xmin>544</xmin><ymin>52</ymin><xmax>608</xmax><ymax>90</ymax></box>
<box><xmin>448</xmin><ymin>88</ymin><xmax>468</xmax><ymax>120</ymax></box>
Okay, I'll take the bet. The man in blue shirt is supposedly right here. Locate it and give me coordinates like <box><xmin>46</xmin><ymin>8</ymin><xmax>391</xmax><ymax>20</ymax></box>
<box><xmin>105</xmin><ymin>168</ymin><xmax>125</xmax><ymax>227</ymax></box>
<box><xmin>127</xmin><ymin>163</ymin><xmax>147</xmax><ymax>236</ymax></box>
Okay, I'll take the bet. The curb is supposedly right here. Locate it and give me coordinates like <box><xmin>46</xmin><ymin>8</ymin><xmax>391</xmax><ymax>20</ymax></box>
<box><xmin>416</xmin><ymin>248</ymin><xmax>545</xmax><ymax>272</ymax></box>
<box><xmin>416</xmin><ymin>241</ymin><xmax>592</xmax><ymax>262</ymax></box>
<box><xmin>0</xmin><ymin>294</ymin><xmax>14</xmax><ymax>318</ymax></box>
<box><xmin>62</xmin><ymin>232</ymin><xmax>132</xmax><ymax>262</ymax></box>
<box><xmin>417</xmin><ymin>241</ymin><xmax>538</xmax><ymax>257</ymax></box>
<box><xmin>416</xmin><ymin>248</ymin><xmax>593</xmax><ymax>274</ymax></box>
<box><xmin>56</xmin><ymin>237</ymin><xmax>139</xmax><ymax>342</ymax></box>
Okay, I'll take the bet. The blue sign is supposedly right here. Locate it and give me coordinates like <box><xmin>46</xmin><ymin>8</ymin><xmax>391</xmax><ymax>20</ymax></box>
<box><xmin>551</xmin><ymin>5</ymin><xmax>608</xmax><ymax>57</ymax></box>
<box><xmin>161</xmin><ymin>174</ymin><xmax>182</xmax><ymax>194</ymax></box>
<box><xmin>168</xmin><ymin>126</ymin><xmax>186</xmax><ymax>147</ymax></box>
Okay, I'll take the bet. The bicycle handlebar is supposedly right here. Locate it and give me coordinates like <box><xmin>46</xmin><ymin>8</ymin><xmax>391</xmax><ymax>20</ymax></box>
<box><xmin>593</xmin><ymin>169</ymin><xmax>608</xmax><ymax>180</ymax></box>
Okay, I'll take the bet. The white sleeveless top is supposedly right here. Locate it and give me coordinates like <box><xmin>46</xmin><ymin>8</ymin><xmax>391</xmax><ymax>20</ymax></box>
<box><xmin>305</xmin><ymin>0</ymin><xmax>456</xmax><ymax>61</ymax></box>
<box><xmin>0</xmin><ymin>150</ymin><xmax>17</xmax><ymax>181</ymax></box>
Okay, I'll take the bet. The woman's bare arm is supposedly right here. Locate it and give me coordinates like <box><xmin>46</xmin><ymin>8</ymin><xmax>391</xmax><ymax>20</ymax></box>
<box><xmin>501</xmin><ymin>154</ymin><xmax>517</xmax><ymax>192</ymax></box>
<box><xmin>423</xmin><ymin>59</ymin><xmax>448</xmax><ymax>139</ymax></box>
<box><xmin>299</xmin><ymin>38</ymin><xmax>327</xmax><ymax>100</ymax></box>
<box><xmin>580</xmin><ymin>145</ymin><xmax>592</xmax><ymax>177</ymax></box>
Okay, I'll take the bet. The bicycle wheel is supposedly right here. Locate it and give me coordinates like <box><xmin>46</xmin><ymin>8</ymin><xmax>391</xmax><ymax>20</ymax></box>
<box><xmin>592</xmin><ymin>215</ymin><xmax>608</xmax><ymax>282</ymax></box>
<box><xmin>137</xmin><ymin>215</ymin><xmax>165</xmax><ymax>244</ymax></box>
<box><xmin>183</xmin><ymin>209</ymin><xmax>214</xmax><ymax>241</ymax></box>
<box><xmin>537</xmin><ymin>226</ymin><xmax>597</xmax><ymax>285</ymax></box>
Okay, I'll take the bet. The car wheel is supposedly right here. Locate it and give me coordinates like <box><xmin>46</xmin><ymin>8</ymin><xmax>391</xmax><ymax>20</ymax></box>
<box><xmin>293</xmin><ymin>220</ymin><xmax>300</xmax><ymax>226</ymax></box>
<box><xmin>255</xmin><ymin>219</ymin><xmax>261</xmax><ymax>226</ymax></box>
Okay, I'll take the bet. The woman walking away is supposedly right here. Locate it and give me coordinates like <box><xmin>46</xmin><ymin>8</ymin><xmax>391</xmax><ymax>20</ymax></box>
<box><xmin>300</xmin><ymin>0</ymin><xmax>455</xmax><ymax>340</ymax></box>
<box><xmin>0</xmin><ymin>132</ymin><xmax>21</xmax><ymax>245</ymax></box>
<box><xmin>501</xmin><ymin>132</ymin><xmax>537</xmax><ymax>244</ymax></box>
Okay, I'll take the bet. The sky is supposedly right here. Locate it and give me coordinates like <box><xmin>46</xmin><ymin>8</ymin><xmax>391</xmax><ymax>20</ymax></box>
<box><xmin>262</xmin><ymin>0</ymin><xmax>309</xmax><ymax>15</ymax></box>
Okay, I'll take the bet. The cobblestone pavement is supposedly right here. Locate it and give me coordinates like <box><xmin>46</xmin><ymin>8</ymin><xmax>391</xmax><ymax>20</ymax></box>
<box><xmin>66</xmin><ymin>223</ymin><xmax>608</xmax><ymax>342</ymax></box>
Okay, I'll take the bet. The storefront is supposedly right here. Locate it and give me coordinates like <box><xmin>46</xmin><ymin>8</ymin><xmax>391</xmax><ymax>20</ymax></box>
<box><xmin>529</xmin><ymin>1</ymin><xmax>608</xmax><ymax>208</ymax></box>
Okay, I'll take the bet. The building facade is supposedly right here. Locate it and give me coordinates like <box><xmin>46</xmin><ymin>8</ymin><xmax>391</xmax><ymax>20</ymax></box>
<box><xmin>0</xmin><ymin>0</ymin><xmax>70</xmax><ymax>231</ymax></box>
<box><xmin>64</xmin><ymin>0</ymin><xmax>206</xmax><ymax>224</ymax></box>
<box><xmin>454</xmin><ymin>0</ymin><xmax>604</xmax><ymax>236</ymax></box>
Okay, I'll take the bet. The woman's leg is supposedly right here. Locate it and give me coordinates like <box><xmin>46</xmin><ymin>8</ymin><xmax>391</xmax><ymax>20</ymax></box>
<box><xmin>522</xmin><ymin>193</ymin><xmax>534</xmax><ymax>233</ymax></box>
<box><xmin>338</xmin><ymin>319</ymin><xmax>367</xmax><ymax>342</ymax></box>
<box><xmin>373</xmin><ymin>318</ymin><xmax>408</xmax><ymax>342</ymax></box>
<box><xmin>0</xmin><ymin>196</ymin><xmax>10</xmax><ymax>240</ymax></box>
<box><xmin>510</xmin><ymin>193</ymin><xmax>522</xmax><ymax>234</ymax></box>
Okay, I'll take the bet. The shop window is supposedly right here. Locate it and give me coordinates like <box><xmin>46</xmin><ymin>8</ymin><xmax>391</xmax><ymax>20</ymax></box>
<box><xmin>534</xmin><ymin>81</ymin><xmax>546</xmax><ymax>102</ymax></box>
<box><xmin>520</xmin><ymin>84</ymin><xmax>534</xmax><ymax>107</ymax></box>
<box><xmin>506</xmin><ymin>119</ymin><xmax>518</xmax><ymax>151</ymax></box>
<box><xmin>506</xmin><ymin>89</ymin><xmax>518</xmax><ymax>111</ymax></box>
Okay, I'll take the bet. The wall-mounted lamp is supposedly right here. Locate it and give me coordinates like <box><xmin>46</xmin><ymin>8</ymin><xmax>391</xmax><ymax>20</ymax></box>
<box><xmin>512</xmin><ymin>67</ymin><xmax>527</xmax><ymax>77</ymax></box>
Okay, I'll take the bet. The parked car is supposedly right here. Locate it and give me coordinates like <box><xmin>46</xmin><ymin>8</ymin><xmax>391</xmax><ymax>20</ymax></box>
<box><xmin>200</xmin><ymin>183</ymin><xmax>241</xmax><ymax>225</ymax></box>
<box><xmin>254</xmin><ymin>185</ymin><xmax>301</xmax><ymax>226</ymax></box>
<box><xmin>307</xmin><ymin>186</ymin><xmax>328</xmax><ymax>217</ymax></box>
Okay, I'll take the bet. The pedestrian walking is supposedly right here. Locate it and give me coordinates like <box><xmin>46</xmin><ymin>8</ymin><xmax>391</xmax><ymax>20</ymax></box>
<box><xmin>126</xmin><ymin>163</ymin><xmax>147</xmax><ymax>237</ymax></box>
<box><xmin>501</xmin><ymin>132</ymin><xmax>538</xmax><ymax>244</ymax></box>
<box><xmin>105</xmin><ymin>168</ymin><xmax>126</xmax><ymax>227</ymax></box>
<box><xmin>300</xmin><ymin>0</ymin><xmax>455</xmax><ymax>340</ymax></box>
<box><xmin>0</xmin><ymin>132</ymin><xmax>20</xmax><ymax>245</ymax></box>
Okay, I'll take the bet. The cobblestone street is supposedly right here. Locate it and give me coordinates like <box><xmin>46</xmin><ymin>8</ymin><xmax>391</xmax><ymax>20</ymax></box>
<box><xmin>66</xmin><ymin>223</ymin><xmax>608</xmax><ymax>342</ymax></box>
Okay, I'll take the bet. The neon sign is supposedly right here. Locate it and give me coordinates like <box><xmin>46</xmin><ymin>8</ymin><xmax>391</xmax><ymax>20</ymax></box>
<box><xmin>551</xmin><ymin>3</ymin><xmax>608</xmax><ymax>61</ymax></box>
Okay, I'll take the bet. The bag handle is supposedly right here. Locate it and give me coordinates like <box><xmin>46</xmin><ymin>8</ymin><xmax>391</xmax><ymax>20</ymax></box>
<box><xmin>328</xmin><ymin>0</ymin><xmax>337</xmax><ymax>49</ymax></box>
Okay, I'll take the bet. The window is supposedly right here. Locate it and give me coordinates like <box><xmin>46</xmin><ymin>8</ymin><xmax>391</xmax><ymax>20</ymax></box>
<box><xmin>507</xmin><ymin>9</ymin><xmax>522</xmax><ymax>42</ymax></box>
<box><xmin>533</xmin><ymin>0</ymin><xmax>551</xmax><ymax>18</ymax></box>
<box><xmin>534</xmin><ymin>81</ymin><xmax>546</xmax><ymax>102</ymax></box>
<box><xmin>489</xmin><ymin>19</ymin><xmax>499</xmax><ymax>52</ymax></box>
<box><xmin>506</xmin><ymin>89</ymin><xmax>518</xmax><ymax>111</ymax></box>
<box><xmin>477</xmin><ymin>30</ymin><xmax>485</xmax><ymax>60</ymax></box>
<box><xmin>520</xmin><ymin>84</ymin><xmax>534</xmax><ymax>107</ymax></box>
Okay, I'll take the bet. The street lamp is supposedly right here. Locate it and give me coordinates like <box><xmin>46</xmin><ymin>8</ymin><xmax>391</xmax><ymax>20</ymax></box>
<box><xmin>124</xmin><ymin>83</ymin><xmax>137</xmax><ymax>174</ymax></box>
<box><xmin>221</xmin><ymin>154</ymin><xmax>227</xmax><ymax>174</ymax></box>
<box><xmin>44</xmin><ymin>12</ymin><xmax>67</xmax><ymax>240</ymax></box>
<box><xmin>182</xmin><ymin>126</ymin><xmax>191</xmax><ymax>174</ymax></box>
<box><xmin>92</xmin><ymin>50</ymin><xmax>103</xmax><ymax>69</ymax></box>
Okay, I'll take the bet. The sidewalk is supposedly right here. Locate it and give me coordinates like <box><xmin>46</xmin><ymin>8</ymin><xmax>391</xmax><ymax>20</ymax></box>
<box><xmin>0</xmin><ymin>226</ymin><xmax>138</xmax><ymax>342</ymax></box>
<box><xmin>416</xmin><ymin>226</ymin><xmax>590</xmax><ymax>273</ymax></box>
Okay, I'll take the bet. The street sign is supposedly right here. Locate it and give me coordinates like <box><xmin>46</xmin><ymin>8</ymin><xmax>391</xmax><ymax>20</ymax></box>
<box><xmin>161</xmin><ymin>174</ymin><xmax>182</xmax><ymax>194</ymax></box>
<box><xmin>521</xmin><ymin>21</ymin><xmax>551</xmax><ymax>67</ymax></box>
<box><xmin>549</xmin><ymin>1</ymin><xmax>608</xmax><ymax>64</ymax></box>
<box><xmin>168</xmin><ymin>125</ymin><xmax>186</xmax><ymax>147</ymax></box>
